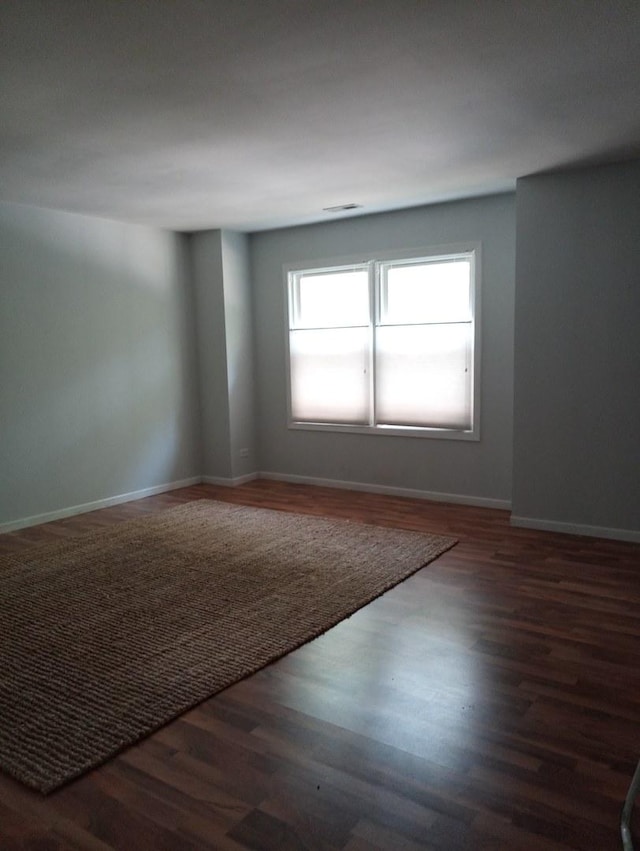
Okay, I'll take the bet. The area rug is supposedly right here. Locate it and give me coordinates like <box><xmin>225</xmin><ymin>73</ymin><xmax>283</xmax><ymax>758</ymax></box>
<box><xmin>0</xmin><ymin>499</ymin><xmax>456</xmax><ymax>793</ymax></box>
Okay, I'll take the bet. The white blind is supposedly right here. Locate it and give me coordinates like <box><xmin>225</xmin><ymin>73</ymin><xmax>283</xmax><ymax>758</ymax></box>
<box><xmin>375</xmin><ymin>323</ymin><xmax>472</xmax><ymax>428</ymax></box>
<box><xmin>290</xmin><ymin>327</ymin><xmax>370</xmax><ymax>424</ymax></box>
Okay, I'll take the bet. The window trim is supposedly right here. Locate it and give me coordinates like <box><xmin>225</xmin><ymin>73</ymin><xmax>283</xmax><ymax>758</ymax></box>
<box><xmin>283</xmin><ymin>243</ymin><xmax>481</xmax><ymax>441</ymax></box>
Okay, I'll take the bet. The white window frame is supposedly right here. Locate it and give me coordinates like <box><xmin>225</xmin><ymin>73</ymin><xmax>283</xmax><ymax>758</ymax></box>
<box><xmin>284</xmin><ymin>243</ymin><xmax>481</xmax><ymax>441</ymax></box>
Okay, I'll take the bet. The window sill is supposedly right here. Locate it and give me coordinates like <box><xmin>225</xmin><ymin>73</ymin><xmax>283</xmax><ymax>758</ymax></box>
<box><xmin>288</xmin><ymin>421</ymin><xmax>480</xmax><ymax>441</ymax></box>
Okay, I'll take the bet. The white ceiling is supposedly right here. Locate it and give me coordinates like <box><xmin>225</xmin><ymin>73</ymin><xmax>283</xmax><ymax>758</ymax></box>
<box><xmin>2</xmin><ymin>0</ymin><xmax>640</xmax><ymax>232</ymax></box>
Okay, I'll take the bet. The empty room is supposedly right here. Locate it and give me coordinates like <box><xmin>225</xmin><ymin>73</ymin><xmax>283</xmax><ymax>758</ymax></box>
<box><xmin>1</xmin><ymin>1</ymin><xmax>640</xmax><ymax>850</ymax></box>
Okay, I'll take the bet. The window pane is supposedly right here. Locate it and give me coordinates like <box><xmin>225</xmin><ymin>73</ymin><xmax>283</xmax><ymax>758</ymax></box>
<box><xmin>375</xmin><ymin>323</ymin><xmax>472</xmax><ymax>429</ymax></box>
<box><xmin>292</xmin><ymin>269</ymin><xmax>369</xmax><ymax>328</ymax></box>
<box><xmin>290</xmin><ymin>327</ymin><xmax>370</xmax><ymax>424</ymax></box>
<box><xmin>381</xmin><ymin>259</ymin><xmax>471</xmax><ymax>325</ymax></box>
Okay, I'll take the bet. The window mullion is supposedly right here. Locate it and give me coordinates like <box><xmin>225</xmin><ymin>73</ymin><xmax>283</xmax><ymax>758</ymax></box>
<box><xmin>369</xmin><ymin>261</ymin><xmax>378</xmax><ymax>427</ymax></box>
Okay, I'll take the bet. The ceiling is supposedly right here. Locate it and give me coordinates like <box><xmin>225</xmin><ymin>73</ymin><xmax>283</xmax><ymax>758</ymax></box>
<box><xmin>2</xmin><ymin>0</ymin><xmax>640</xmax><ymax>233</ymax></box>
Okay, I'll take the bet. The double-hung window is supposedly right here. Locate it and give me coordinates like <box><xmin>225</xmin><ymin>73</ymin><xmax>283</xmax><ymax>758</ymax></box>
<box><xmin>286</xmin><ymin>245</ymin><xmax>480</xmax><ymax>440</ymax></box>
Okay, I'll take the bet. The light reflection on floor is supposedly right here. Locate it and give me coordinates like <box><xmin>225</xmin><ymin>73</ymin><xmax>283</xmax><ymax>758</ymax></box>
<box><xmin>257</xmin><ymin>573</ymin><xmax>483</xmax><ymax>773</ymax></box>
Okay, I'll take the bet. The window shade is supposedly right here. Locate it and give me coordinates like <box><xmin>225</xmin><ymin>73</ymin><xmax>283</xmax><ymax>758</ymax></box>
<box><xmin>375</xmin><ymin>323</ymin><xmax>472</xmax><ymax>429</ymax></box>
<box><xmin>289</xmin><ymin>327</ymin><xmax>370</xmax><ymax>424</ymax></box>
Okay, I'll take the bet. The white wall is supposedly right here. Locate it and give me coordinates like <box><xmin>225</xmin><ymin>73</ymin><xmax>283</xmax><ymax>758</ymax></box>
<box><xmin>250</xmin><ymin>194</ymin><xmax>516</xmax><ymax>506</ymax></box>
<box><xmin>512</xmin><ymin>160</ymin><xmax>640</xmax><ymax>539</ymax></box>
<box><xmin>0</xmin><ymin>203</ymin><xmax>202</xmax><ymax>527</ymax></box>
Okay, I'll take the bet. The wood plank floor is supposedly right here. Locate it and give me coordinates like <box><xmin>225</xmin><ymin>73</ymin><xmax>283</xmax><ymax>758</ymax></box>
<box><xmin>1</xmin><ymin>480</ymin><xmax>639</xmax><ymax>850</ymax></box>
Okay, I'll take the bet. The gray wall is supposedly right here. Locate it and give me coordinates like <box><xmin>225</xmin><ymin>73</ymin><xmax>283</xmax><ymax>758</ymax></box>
<box><xmin>220</xmin><ymin>231</ymin><xmax>256</xmax><ymax>479</ymax></box>
<box><xmin>5</xmin><ymin>166</ymin><xmax>636</xmax><ymax>536</ymax></box>
<box><xmin>0</xmin><ymin>203</ymin><xmax>201</xmax><ymax>526</ymax></box>
<box><xmin>190</xmin><ymin>229</ymin><xmax>255</xmax><ymax>480</ymax></box>
<box><xmin>250</xmin><ymin>194</ymin><xmax>516</xmax><ymax>504</ymax></box>
<box><xmin>513</xmin><ymin>161</ymin><xmax>640</xmax><ymax>536</ymax></box>
<box><xmin>190</xmin><ymin>230</ymin><xmax>232</xmax><ymax>478</ymax></box>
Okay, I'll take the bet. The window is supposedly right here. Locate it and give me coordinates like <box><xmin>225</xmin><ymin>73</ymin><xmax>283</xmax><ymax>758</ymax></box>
<box><xmin>286</xmin><ymin>245</ymin><xmax>480</xmax><ymax>440</ymax></box>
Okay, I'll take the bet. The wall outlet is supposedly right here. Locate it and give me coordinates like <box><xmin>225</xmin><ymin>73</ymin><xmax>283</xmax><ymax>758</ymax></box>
<box><xmin>239</xmin><ymin>448</ymin><xmax>249</xmax><ymax>458</ymax></box>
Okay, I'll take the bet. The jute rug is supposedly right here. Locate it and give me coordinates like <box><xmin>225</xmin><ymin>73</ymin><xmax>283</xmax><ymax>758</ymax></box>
<box><xmin>0</xmin><ymin>499</ymin><xmax>456</xmax><ymax>793</ymax></box>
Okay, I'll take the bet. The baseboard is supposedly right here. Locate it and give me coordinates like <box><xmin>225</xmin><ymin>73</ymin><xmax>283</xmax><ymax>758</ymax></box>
<box><xmin>0</xmin><ymin>469</ymin><xmax>512</xmax><ymax>535</ymax></box>
<box><xmin>0</xmin><ymin>477</ymin><xmax>203</xmax><ymax>534</ymax></box>
<box><xmin>5</xmin><ymin>471</ymin><xmax>636</xmax><ymax>543</ymax></box>
<box><xmin>202</xmin><ymin>473</ymin><xmax>260</xmax><ymax>487</ymax></box>
<box><xmin>510</xmin><ymin>514</ymin><xmax>640</xmax><ymax>543</ymax></box>
<box><xmin>258</xmin><ymin>471</ymin><xmax>511</xmax><ymax>510</ymax></box>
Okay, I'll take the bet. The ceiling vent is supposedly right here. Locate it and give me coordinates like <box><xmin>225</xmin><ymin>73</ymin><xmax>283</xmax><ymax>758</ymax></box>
<box><xmin>322</xmin><ymin>203</ymin><xmax>362</xmax><ymax>213</ymax></box>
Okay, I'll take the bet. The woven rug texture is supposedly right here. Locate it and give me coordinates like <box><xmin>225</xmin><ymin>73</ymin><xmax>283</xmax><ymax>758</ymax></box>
<box><xmin>0</xmin><ymin>499</ymin><xmax>456</xmax><ymax>793</ymax></box>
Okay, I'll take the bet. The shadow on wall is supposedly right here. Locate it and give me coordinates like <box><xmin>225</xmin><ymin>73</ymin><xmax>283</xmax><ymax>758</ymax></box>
<box><xmin>0</xmin><ymin>204</ymin><xmax>202</xmax><ymax>525</ymax></box>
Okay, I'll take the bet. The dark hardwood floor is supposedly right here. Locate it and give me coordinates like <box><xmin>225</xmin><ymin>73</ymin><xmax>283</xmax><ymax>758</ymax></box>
<box><xmin>1</xmin><ymin>480</ymin><xmax>639</xmax><ymax>850</ymax></box>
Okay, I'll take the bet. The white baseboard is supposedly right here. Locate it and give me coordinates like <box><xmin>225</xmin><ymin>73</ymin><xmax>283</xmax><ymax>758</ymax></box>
<box><xmin>258</xmin><ymin>471</ymin><xmax>511</xmax><ymax>510</ymax></box>
<box><xmin>202</xmin><ymin>473</ymin><xmax>260</xmax><ymax>487</ymax></box>
<box><xmin>0</xmin><ymin>477</ymin><xmax>203</xmax><ymax>534</ymax></box>
<box><xmin>5</xmin><ymin>470</ymin><xmax>636</xmax><ymax>544</ymax></box>
<box><xmin>510</xmin><ymin>514</ymin><xmax>640</xmax><ymax>543</ymax></box>
<box><xmin>0</xmin><ymin>469</ymin><xmax>512</xmax><ymax>535</ymax></box>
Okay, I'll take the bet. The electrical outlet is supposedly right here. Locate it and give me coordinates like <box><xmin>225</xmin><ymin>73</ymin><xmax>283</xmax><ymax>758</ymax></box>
<box><xmin>239</xmin><ymin>448</ymin><xmax>249</xmax><ymax>458</ymax></box>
